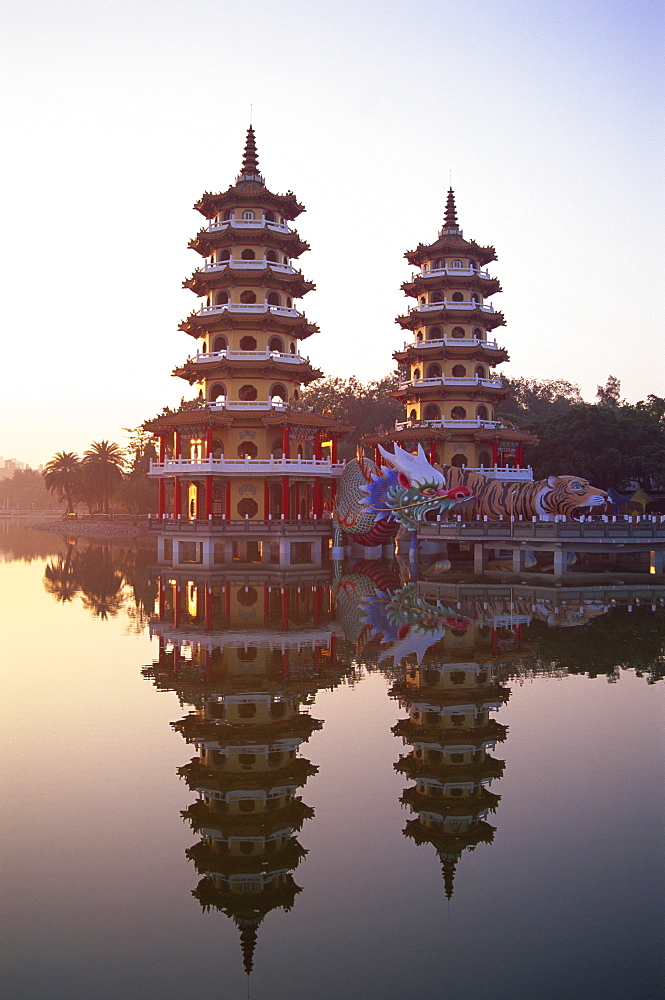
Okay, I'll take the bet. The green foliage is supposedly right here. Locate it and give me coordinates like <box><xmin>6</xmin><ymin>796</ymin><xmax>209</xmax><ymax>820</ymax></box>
<box><xmin>42</xmin><ymin>451</ymin><xmax>81</xmax><ymax>513</ymax></box>
<box><xmin>300</xmin><ymin>372</ymin><xmax>404</xmax><ymax>459</ymax></box>
<box><xmin>496</xmin><ymin>377</ymin><xmax>583</xmax><ymax>424</ymax></box>
<box><xmin>81</xmin><ymin>441</ymin><xmax>126</xmax><ymax>514</ymax></box>
<box><xmin>0</xmin><ymin>469</ymin><xmax>55</xmax><ymax>511</ymax></box>
<box><xmin>119</xmin><ymin>427</ymin><xmax>158</xmax><ymax>514</ymax></box>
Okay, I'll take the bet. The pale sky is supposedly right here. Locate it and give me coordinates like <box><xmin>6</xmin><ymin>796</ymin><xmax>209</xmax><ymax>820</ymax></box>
<box><xmin>1</xmin><ymin>0</ymin><xmax>663</xmax><ymax>468</ymax></box>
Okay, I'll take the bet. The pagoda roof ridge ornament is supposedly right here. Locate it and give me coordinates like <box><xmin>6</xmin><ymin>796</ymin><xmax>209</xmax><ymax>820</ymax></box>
<box><xmin>439</xmin><ymin>187</ymin><xmax>462</xmax><ymax>237</ymax></box>
<box><xmin>236</xmin><ymin>124</ymin><xmax>265</xmax><ymax>186</ymax></box>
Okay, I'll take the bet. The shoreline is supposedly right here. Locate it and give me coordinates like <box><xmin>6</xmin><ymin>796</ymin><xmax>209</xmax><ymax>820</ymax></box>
<box><xmin>26</xmin><ymin>518</ymin><xmax>152</xmax><ymax>541</ymax></box>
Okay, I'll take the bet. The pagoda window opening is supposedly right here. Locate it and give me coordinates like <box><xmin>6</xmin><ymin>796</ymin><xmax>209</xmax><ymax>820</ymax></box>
<box><xmin>289</xmin><ymin>342</ymin><xmax>296</xmax><ymax>354</ymax></box>
<box><xmin>222</xmin><ymin>210</ymin><xmax>232</xmax><ymax>221</ymax></box>
<box><xmin>424</xmin><ymin>404</ymin><xmax>440</xmax><ymax>421</ymax></box>
<box><xmin>431</xmin><ymin>291</ymin><xmax>444</xmax><ymax>304</ymax></box>
<box><xmin>242</xmin><ymin>210</ymin><xmax>255</xmax><ymax>220</ymax></box>
<box><xmin>434</xmin><ymin>258</ymin><xmax>444</xmax><ymax>269</ymax></box>
<box><xmin>451</xmin><ymin>326</ymin><xmax>465</xmax><ymax>339</ymax></box>
<box><xmin>475</xmin><ymin>364</ymin><xmax>485</xmax><ymax>378</ymax></box>
<box><xmin>212</xmin><ymin>335</ymin><xmax>227</xmax><ymax>353</ymax></box>
<box><xmin>268</xmin><ymin>751</ymin><xmax>283</xmax><ymax>767</ymax></box>
<box><xmin>414</xmin><ymin>368</ymin><xmax>421</xmax><ymax>380</ymax></box>
<box><xmin>240</xmin><ymin>290</ymin><xmax>257</xmax><ymax>304</ymax></box>
<box><xmin>241</xmin><ymin>248</ymin><xmax>256</xmax><ymax>260</ymax></box>
<box><xmin>452</xmin><ymin>292</ymin><xmax>464</xmax><ymax>302</ymax></box>
<box><xmin>266</xmin><ymin>249</ymin><xmax>278</xmax><ymax>262</ymax></box>
<box><xmin>297</xmin><ymin>445</ymin><xmax>304</xmax><ymax>459</ymax></box>
<box><xmin>237</xmin><ymin>441</ymin><xmax>258</xmax><ymax>459</ymax></box>
<box><xmin>283</xmin><ymin>254</ymin><xmax>289</xmax><ymax>264</ymax></box>
<box><xmin>239</xmin><ymin>384</ymin><xmax>258</xmax><ymax>401</ymax></box>
<box><xmin>286</xmin><ymin>296</ymin><xmax>293</xmax><ymax>307</ymax></box>
<box><xmin>238</xmin><ymin>799</ymin><xmax>256</xmax><ymax>812</ymax></box>
<box><xmin>417</xmin><ymin>332</ymin><xmax>423</xmax><ymax>342</ymax></box>
<box><xmin>265</xmin><ymin>210</ymin><xmax>275</xmax><ymax>222</ymax></box>
<box><xmin>212</xmin><ymin>441</ymin><xmax>224</xmax><ymax>458</ymax></box>
<box><xmin>269</xmin><ymin>336</ymin><xmax>284</xmax><ymax>353</ymax></box>
<box><xmin>471</xmin><ymin>293</ymin><xmax>481</xmax><ymax>304</ymax></box>
<box><xmin>429</xmin><ymin>326</ymin><xmax>442</xmax><ymax>340</ymax></box>
<box><xmin>409</xmin><ymin>409</ymin><xmax>417</xmax><ymax>421</ymax></box>
<box><xmin>427</xmin><ymin>363</ymin><xmax>442</xmax><ymax>379</ymax></box>
<box><xmin>239</xmin><ymin>335</ymin><xmax>257</xmax><ymax>350</ymax></box>
<box><xmin>218</xmin><ymin>248</ymin><xmax>230</xmax><ymax>261</ymax></box>
<box><xmin>451</xmin><ymin>406</ymin><xmax>467</xmax><ymax>419</ymax></box>
<box><xmin>452</xmin><ymin>364</ymin><xmax>466</xmax><ymax>377</ymax></box>
<box><xmin>267</xmin><ymin>291</ymin><xmax>281</xmax><ymax>306</ymax></box>
<box><xmin>215</xmin><ymin>290</ymin><xmax>229</xmax><ymax>305</ymax></box>
<box><xmin>453</xmin><ymin>259</ymin><xmax>462</xmax><ymax>268</ymax></box>
<box><xmin>478</xmin><ymin>450</ymin><xmax>491</xmax><ymax>468</ymax></box>
<box><xmin>451</xmin><ymin>454</ymin><xmax>467</xmax><ymax>468</ymax></box>
<box><xmin>270</xmin><ymin>383</ymin><xmax>288</xmax><ymax>403</ymax></box>
<box><xmin>473</xmin><ymin>326</ymin><xmax>483</xmax><ymax>340</ymax></box>
<box><xmin>477</xmin><ymin>405</ymin><xmax>489</xmax><ymax>420</ymax></box>
<box><xmin>271</xmin><ymin>438</ymin><xmax>283</xmax><ymax>458</ymax></box>
<box><xmin>470</xmin><ymin>259</ymin><xmax>478</xmax><ymax>271</ymax></box>
<box><xmin>420</xmin><ymin>297</ymin><xmax>426</xmax><ymax>307</ymax></box>
<box><xmin>237</xmin><ymin>702</ymin><xmax>257</xmax><ymax>719</ymax></box>
<box><xmin>209</xmin><ymin>382</ymin><xmax>226</xmax><ymax>403</ymax></box>
<box><xmin>293</xmin><ymin>389</ymin><xmax>299</xmax><ymax>400</ymax></box>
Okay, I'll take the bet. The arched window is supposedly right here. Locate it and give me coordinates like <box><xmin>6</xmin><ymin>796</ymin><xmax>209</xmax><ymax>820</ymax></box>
<box><xmin>270</xmin><ymin>383</ymin><xmax>287</xmax><ymax>402</ymax></box>
<box><xmin>478</xmin><ymin>450</ymin><xmax>491</xmax><ymax>468</ymax></box>
<box><xmin>222</xmin><ymin>210</ymin><xmax>232</xmax><ymax>221</ymax></box>
<box><xmin>452</xmin><ymin>454</ymin><xmax>467</xmax><ymax>468</ymax></box>
<box><xmin>470</xmin><ymin>259</ymin><xmax>478</xmax><ymax>271</ymax></box>
<box><xmin>426</xmin><ymin>363</ymin><xmax>442</xmax><ymax>379</ymax></box>
<box><xmin>293</xmin><ymin>389</ymin><xmax>299</xmax><ymax>400</ymax></box>
<box><xmin>283</xmin><ymin>254</ymin><xmax>289</xmax><ymax>264</ymax></box>
<box><xmin>242</xmin><ymin>210</ymin><xmax>255</xmax><ymax>220</ymax></box>
<box><xmin>241</xmin><ymin>248</ymin><xmax>255</xmax><ymax>260</ymax></box>
<box><xmin>201</xmin><ymin>341</ymin><xmax>207</xmax><ymax>353</ymax></box>
<box><xmin>417</xmin><ymin>331</ymin><xmax>423</xmax><ymax>342</ymax></box>
<box><xmin>264</xmin><ymin>210</ymin><xmax>275</xmax><ymax>222</ymax></box>
<box><xmin>471</xmin><ymin>293</ymin><xmax>480</xmax><ymax>304</ymax></box>
<box><xmin>209</xmin><ymin>383</ymin><xmax>226</xmax><ymax>403</ymax></box>
<box><xmin>271</xmin><ymin>437</ymin><xmax>283</xmax><ymax>458</ymax></box>
<box><xmin>453</xmin><ymin>259</ymin><xmax>462</xmax><ymax>268</ymax></box>
<box><xmin>214</xmin><ymin>290</ymin><xmax>229</xmax><ymax>305</ymax></box>
<box><xmin>451</xmin><ymin>406</ymin><xmax>467</xmax><ymax>419</ymax></box>
<box><xmin>452</xmin><ymin>364</ymin><xmax>466</xmax><ymax>377</ymax></box>
<box><xmin>267</xmin><ymin>291</ymin><xmax>280</xmax><ymax>306</ymax></box>
<box><xmin>289</xmin><ymin>342</ymin><xmax>296</xmax><ymax>354</ymax></box>
<box><xmin>476</xmin><ymin>405</ymin><xmax>489</xmax><ymax>421</ymax></box>
<box><xmin>429</xmin><ymin>326</ymin><xmax>442</xmax><ymax>340</ymax></box>
<box><xmin>451</xmin><ymin>326</ymin><xmax>465</xmax><ymax>339</ymax></box>
<box><xmin>237</xmin><ymin>442</ymin><xmax>258</xmax><ymax>458</ymax></box>
<box><xmin>286</xmin><ymin>297</ymin><xmax>292</xmax><ymax>308</ymax></box>
<box><xmin>268</xmin><ymin>336</ymin><xmax>284</xmax><ymax>353</ymax></box>
<box><xmin>266</xmin><ymin>249</ymin><xmax>278</xmax><ymax>262</ymax></box>
<box><xmin>409</xmin><ymin>409</ymin><xmax>417</xmax><ymax>421</ymax></box>
<box><xmin>239</xmin><ymin>335</ymin><xmax>257</xmax><ymax>351</ymax></box>
<box><xmin>213</xmin><ymin>335</ymin><xmax>227</xmax><ymax>353</ymax></box>
<box><xmin>237</xmin><ymin>703</ymin><xmax>257</xmax><ymax>719</ymax></box>
<box><xmin>420</xmin><ymin>297</ymin><xmax>426</xmax><ymax>307</ymax></box>
<box><xmin>475</xmin><ymin>365</ymin><xmax>485</xmax><ymax>378</ymax></box>
<box><xmin>473</xmin><ymin>327</ymin><xmax>483</xmax><ymax>340</ymax></box>
<box><xmin>218</xmin><ymin>248</ymin><xmax>230</xmax><ymax>261</ymax></box>
<box><xmin>452</xmin><ymin>292</ymin><xmax>464</xmax><ymax>302</ymax></box>
<box><xmin>239</xmin><ymin>384</ymin><xmax>258</xmax><ymax>401</ymax></box>
<box><xmin>413</xmin><ymin>368</ymin><xmax>421</xmax><ymax>381</ymax></box>
<box><xmin>424</xmin><ymin>403</ymin><xmax>441</xmax><ymax>420</ymax></box>
<box><xmin>434</xmin><ymin>258</ymin><xmax>444</xmax><ymax>269</ymax></box>
<box><xmin>240</xmin><ymin>290</ymin><xmax>256</xmax><ymax>304</ymax></box>
<box><xmin>431</xmin><ymin>291</ymin><xmax>444</xmax><ymax>303</ymax></box>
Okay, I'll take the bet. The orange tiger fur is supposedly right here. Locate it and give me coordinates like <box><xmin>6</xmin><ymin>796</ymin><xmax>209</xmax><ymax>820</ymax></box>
<box><xmin>442</xmin><ymin>468</ymin><xmax>608</xmax><ymax>521</ymax></box>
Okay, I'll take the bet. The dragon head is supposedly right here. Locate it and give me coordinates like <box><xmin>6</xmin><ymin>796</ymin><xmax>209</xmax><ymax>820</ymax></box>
<box><xmin>359</xmin><ymin>443</ymin><xmax>473</xmax><ymax>531</ymax></box>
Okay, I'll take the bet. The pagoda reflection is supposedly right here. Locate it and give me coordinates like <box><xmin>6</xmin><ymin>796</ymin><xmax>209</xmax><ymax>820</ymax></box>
<box><xmin>143</xmin><ymin>562</ymin><xmax>352</xmax><ymax>975</ymax></box>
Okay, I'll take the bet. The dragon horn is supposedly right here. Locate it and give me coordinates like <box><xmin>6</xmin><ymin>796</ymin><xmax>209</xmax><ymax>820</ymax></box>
<box><xmin>377</xmin><ymin>442</ymin><xmax>445</xmax><ymax>486</ymax></box>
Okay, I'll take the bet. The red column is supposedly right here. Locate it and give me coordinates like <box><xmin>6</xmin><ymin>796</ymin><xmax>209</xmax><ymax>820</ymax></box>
<box><xmin>282</xmin><ymin>427</ymin><xmax>290</xmax><ymax>458</ymax></box>
<box><xmin>174</xmin><ymin>585</ymin><xmax>181</xmax><ymax>627</ymax></box>
<box><xmin>224</xmin><ymin>586</ymin><xmax>231</xmax><ymax>623</ymax></box>
<box><xmin>429</xmin><ymin>440</ymin><xmax>437</xmax><ymax>465</ymax></box>
<box><xmin>330</xmin><ymin>633</ymin><xmax>337</xmax><ymax>666</ymax></box>
<box><xmin>374</xmin><ymin>445</ymin><xmax>381</xmax><ymax>466</ymax></box>
<box><xmin>331</xmin><ymin>436</ymin><xmax>338</xmax><ymax>463</ymax></box>
<box><xmin>204</xmin><ymin>587</ymin><xmax>212</xmax><ymax>631</ymax></box>
<box><xmin>281</xmin><ymin>475</ymin><xmax>290</xmax><ymax>518</ymax></box>
<box><xmin>225</xmin><ymin>480</ymin><xmax>231</xmax><ymax>520</ymax></box>
<box><xmin>515</xmin><ymin>444</ymin><xmax>524</xmax><ymax>469</ymax></box>
<box><xmin>313</xmin><ymin>477</ymin><xmax>323</xmax><ymax>518</ymax></box>
<box><xmin>281</xmin><ymin>589</ymin><xmax>289</xmax><ymax>631</ymax></box>
<box><xmin>205</xmin><ymin>476</ymin><xmax>213</xmax><ymax>518</ymax></box>
<box><xmin>264</xmin><ymin>481</ymin><xmax>270</xmax><ymax>522</ymax></box>
<box><xmin>174</xmin><ymin>432</ymin><xmax>181</xmax><ymax>459</ymax></box>
<box><xmin>158</xmin><ymin>479</ymin><xmax>166</xmax><ymax>518</ymax></box>
<box><xmin>491</xmin><ymin>440</ymin><xmax>499</xmax><ymax>466</ymax></box>
<box><xmin>159</xmin><ymin>435</ymin><xmax>166</xmax><ymax>462</ymax></box>
<box><xmin>205</xmin><ymin>426</ymin><xmax>213</xmax><ymax>458</ymax></box>
<box><xmin>173</xmin><ymin>477</ymin><xmax>181</xmax><ymax>517</ymax></box>
<box><xmin>313</xmin><ymin>586</ymin><xmax>322</xmax><ymax>627</ymax></box>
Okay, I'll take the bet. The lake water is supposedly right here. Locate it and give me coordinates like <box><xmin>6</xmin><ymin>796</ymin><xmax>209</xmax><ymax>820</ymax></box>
<box><xmin>1</xmin><ymin>526</ymin><xmax>663</xmax><ymax>1000</ymax></box>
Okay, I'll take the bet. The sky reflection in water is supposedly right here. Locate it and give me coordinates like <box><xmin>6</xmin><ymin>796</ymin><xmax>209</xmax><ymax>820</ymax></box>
<box><xmin>0</xmin><ymin>527</ymin><xmax>663</xmax><ymax>1000</ymax></box>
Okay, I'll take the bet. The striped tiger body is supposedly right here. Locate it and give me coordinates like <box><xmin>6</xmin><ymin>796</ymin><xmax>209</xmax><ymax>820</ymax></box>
<box><xmin>443</xmin><ymin>468</ymin><xmax>608</xmax><ymax>521</ymax></box>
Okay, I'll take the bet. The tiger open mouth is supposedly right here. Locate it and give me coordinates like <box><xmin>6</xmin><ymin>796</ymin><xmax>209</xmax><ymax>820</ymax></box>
<box><xmin>572</xmin><ymin>498</ymin><xmax>611</xmax><ymax>520</ymax></box>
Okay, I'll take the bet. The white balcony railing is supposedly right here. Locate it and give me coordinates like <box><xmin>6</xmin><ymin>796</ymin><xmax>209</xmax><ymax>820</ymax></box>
<box><xmin>198</xmin><ymin>303</ymin><xmax>301</xmax><ymax>318</ymax></box>
<box><xmin>399</xmin><ymin>376</ymin><xmax>503</xmax><ymax>390</ymax></box>
<box><xmin>207</xmin><ymin>218</ymin><xmax>291</xmax><ymax>233</ymax></box>
<box><xmin>415</xmin><ymin>300</ymin><xmax>495</xmax><ymax>313</ymax></box>
<box><xmin>203</xmin><ymin>259</ymin><xmax>295</xmax><ymax>274</ymax></box>
<box><xmin>149</xmin><ymin>456</ymin><xmax>346</xmax><ymax>477</ymax></box>
<box><xmin>194</xmin><ymin>349</ymin><xmax>308</xmax><ymax>365</ymax></box>
<box><xmin>209</xmin><ymin>399</ymin><xmax>289</xmax><ymax>412</ymax></box>
<box><xmin>395</xmin><ymin>417</ymin><xmax>502</xmax><ymax>430</ymax></box>
<box><xmin>417</xmin><ymin>266</ymin><xmax>493</xmax><ymax>279</ymax></box>
<box><xmin>403</xmin><ymin>337</ymin><xmax>501</xmax><ymax>351</ymax></box>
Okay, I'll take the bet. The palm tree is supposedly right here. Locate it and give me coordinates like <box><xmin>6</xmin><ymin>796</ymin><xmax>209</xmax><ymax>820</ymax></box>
<box><xmin>82</xmin><ymin>440</ymin><xmax>126</xmax><ymax>514</ymax></box>
<box><xmin>42</xmin><ymin>451</ymin><xmax>81</xmax><ymax>513</ymax></box>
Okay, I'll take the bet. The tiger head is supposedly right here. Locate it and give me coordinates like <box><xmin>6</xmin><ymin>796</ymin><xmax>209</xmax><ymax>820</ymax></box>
<box><xmin>539</xmin><ymin>476</ymin><xmax>609</xmax><ymax>520</ymax></box>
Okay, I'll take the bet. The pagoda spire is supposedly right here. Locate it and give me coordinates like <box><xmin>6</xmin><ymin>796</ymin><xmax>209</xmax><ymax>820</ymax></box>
<box><xmin>441</xmin><ymin>187</ymin><xmax>460</xmax><ymax>234</ymax></box>
<box><xmin>237</xmin><ymin>124</ymin><xmax>264</xmax><ymax>184</ymax></box>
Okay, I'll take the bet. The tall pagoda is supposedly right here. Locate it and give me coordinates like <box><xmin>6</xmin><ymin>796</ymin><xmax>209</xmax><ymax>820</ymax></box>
<box><xmin>369</xmin><ymin>189</ymin><xmax>535</xmax><ymax>477</ymax></box>
<box><xmin>145</xmin><ymin>127</ymin><xmax>350</xmax><ymax>523</ymax></box>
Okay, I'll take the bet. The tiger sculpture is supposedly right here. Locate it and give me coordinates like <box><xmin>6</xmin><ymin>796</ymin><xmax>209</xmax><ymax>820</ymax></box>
<box><xmin>441</xmin><ymin>468</ymin><xmax>608</xmax><ymax>521</ymax></box>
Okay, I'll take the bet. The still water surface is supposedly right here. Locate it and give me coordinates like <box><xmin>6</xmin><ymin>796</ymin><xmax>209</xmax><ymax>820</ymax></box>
<box><xmin>1</xmin><ymin>527</ymin><xmax>663</xmax><ymax>1000</ymax></box>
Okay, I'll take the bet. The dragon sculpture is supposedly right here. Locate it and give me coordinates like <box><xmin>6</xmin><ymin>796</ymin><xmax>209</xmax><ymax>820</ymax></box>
<box><xmin>333</xmin><ymin>444</ymin><xmax>473</xmax><ymax>548</ymax></box>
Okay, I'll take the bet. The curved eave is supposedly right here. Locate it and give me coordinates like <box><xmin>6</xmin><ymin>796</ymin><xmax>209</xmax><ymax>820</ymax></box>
<box><xmin>189</xmin><ymin>229</ymin><xmax>309</xmax><ymax>259</ymax></box>
<box><xmin>391</xmin><ymin>384</ymin><xmax>510</xmax><ymax>402</ymax></box>
<box><xmin>143</xmin><ymin>410</ymin><xmax>235</xmax><ymax>433</ymax></box>
<box><xmin>184</xmin><ymin>268</ymin><xmax>315</xmax><ymax>298</ymax></box>
<box><xmin>262</xmin><ymin>411</ymin><xmax>353</xmax><ymax>434</ymax></box>
<box><xmin>179</xmin><ymin>312</ymin><xmax>319</xmax><ymax>341</ymax></box>
<box><xmin>475</xmin><ymin>427</ymin><xmax>539</xmax><ymax>444</ymax></box>
<box><xmin>396</xmin><ymin>308</ymin><xmax>506</xmax><ymax>331</ymax></box>
<box><xmin>402</xmin><ymin>276</ymin><xmax>502</xmax><ymax>298</ymax></box>
<box><xmin>194</xmin><ymin>186</ymin><xmax>304</xmax><ymax>220</ymax></box>
<box><xmin>405</xmin><ymin>237</ymin><xmax>497</xmax><ymax>268</ymax></box>
<box><xmin>362</xmin><ymin>427</ymin><xmax>452</xmax><ymax>446</ymax></box>
<box><xmin>393</xmin><ymin>345</ymin><xmax>510</xmax><ymax>365</ymax></box>
<box><xmin>173</xmin><ymin>360</ymin><xmax>323</xmax><ymax>385</ymax></box>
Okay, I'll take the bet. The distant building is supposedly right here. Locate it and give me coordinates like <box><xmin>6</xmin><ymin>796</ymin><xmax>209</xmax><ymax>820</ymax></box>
<box><xmin>0</xmin><ymin>458</ymin><xmax>29</xmax><ymax>480</ymax></box>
